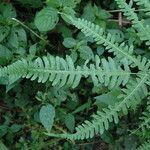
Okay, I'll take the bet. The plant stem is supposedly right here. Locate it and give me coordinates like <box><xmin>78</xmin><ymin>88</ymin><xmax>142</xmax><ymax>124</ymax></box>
<box><xmin>11</xmin><ymin>18</ymin><xmax>56</xmax><ymax>50</ymax></box>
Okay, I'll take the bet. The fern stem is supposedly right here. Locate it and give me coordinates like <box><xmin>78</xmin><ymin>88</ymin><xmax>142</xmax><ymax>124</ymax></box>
<box><xmin>107</xmin><ymin>9</ymin><xmax>146</xmax><ymax>13</ymax></box>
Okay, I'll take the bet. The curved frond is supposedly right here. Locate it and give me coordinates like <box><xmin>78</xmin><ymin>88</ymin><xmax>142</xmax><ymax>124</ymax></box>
<box><xmin>134</xmin><ymin>0</ymin><xmax>150</xmax><ymax>16</ymax></box>
<box><xmin>0</xmin><ymin>55</ymin><xmax>132</xmax><ymax>88</ymax></box>
<box><xmin>47</xmin><ymin>76</ymin><xmax>148</xmax><ymax>140</ymax></box>
<box><xmin>115</xmin><ymin>0</ymin><xmax>150</xmax><ymax>46</ymax></box>
<box><xmin>131</xmin><ymin>101</ymin><xmax>150</xmax><ymax>136</ymax></box>
<box><xmin>66</xmin><ymin>15</ymin><xmax>137</xmax><ymax>64</ymax></box>
<box><xmin>131</xmin><ymin>55</ymin><xmax>150</xmax><ymax>72</ymax></box>
<box><xmin>137</xmin><ymin>140</ymin><xmax>150</xmax><ymax>150</ymax></box>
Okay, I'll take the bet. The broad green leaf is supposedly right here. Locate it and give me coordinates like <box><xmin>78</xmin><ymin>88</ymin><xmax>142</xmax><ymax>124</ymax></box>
<box><xmin>0</xmin><ymin>141</ymin><xmax>8</xmax><ymax>150</ymax></box>
<box><xmin>46</xmin><ymin>0</ymin><xmax>61</xmax><ymax>8</ymax></box>
<box><xmin>79</xmin><ymin>45</ymin><xmax>94</xmax><ymax>60</ymax></box>
<box><xmin>46</xmin><ymin>0</ymin><xmax>76</xmax><ymax>8</ymax></box>
<box><xmin>97</xmin><ymin>46</ymin><xmax>104</xmax><ymax>56</ymax></box>
<box><xmin>70</xmin><ymin>51</ymin><xmax>78</xmax><ymax>62</ymax></box>
<box><xmin>82</xmin><ymin>3</ymin><xmax>95</xmax><ymax>22</ymax></box>
<box><xmin>29</xmin><ymin>44</ymin><xmax>37</xmax><ymax>57</ymax></box>
<box><xmin>94</xmin><ymin>93</ymin><xmax>116</xmax><ymax>106</ymax></box>
<box><xmin>61</xmin><ymin>7</ymin><xmax>76</xmax><ymax>24</ymax></box>
<box><xmin>8</xmin><ymin>27</ymin><xmax>27</xmax><ymax>50</ymax></box>
<box><xmin>10</xmin><ymin>124</ymin><xmax>22</xmax><ymax>133</ymax></box>
<box><xmin>0</xmin><ymin>77</ymin><xmax>8</xmax><ymax>85</ymax></box>
<box><xmin>40</xmin><ymin>104</ymin><xmax>55</xmax><ymax>132</ymax></box>
<box><xmin>65</xmin><ymin>114</ymin><xmax>75</xmax><ymax>132</ymax></box>
<box><xmin>63</xmin><ymin>37</ymin><xmax>77</xmax><ymax>48</ymax></box>
<box><xmin>94</xmin><ymin>88</ymin><xmax>121</xmax><ymax>106</ymax></box>
<box><xmin>0</xmin><ymin>3</ymin><xmax>16</xmax><ymax>18</ymax></box>
<box><xmin>8</xmin><ymin>28</ymin><xmax>18</xmax><ymax>49</ymax></box>
<box><xmin>0</xmin><ymin>126</ymin><xmax>7</xmax><ymax>138</ymax></box>
<box><xmin>57</xmin><ymin>24</ymin><xmax>72</xmax><ymax>38</ymax></box>
<box><xmin>0</xmin><ymin>44</ymin><xmax>12</xmax><ymax>64</ymax></box>
<box><xmin>72</xmin><ymin>100</ymin><xmax>92</xmax><ymax>114</ymax></box>
<box><xmin>93</xmin><ymin>5</ymin><xmax>111</xmax><ymax>20</ymax></box>
<box><xmin>0</xmin><ymin>26</ymin><xmax>10</xmax><ymax>42</ymax></box>
<box><xmin>34</xmin><ymin>7</ymin><xmax>59</xmax><ymax>32</ymax></box>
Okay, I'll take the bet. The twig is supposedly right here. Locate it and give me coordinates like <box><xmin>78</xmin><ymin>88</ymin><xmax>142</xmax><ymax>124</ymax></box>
<box><xmin>107</xmin><ymin>9</ymin><xmax>146</xmax><ymax>13</ymax></box>
<box><xmin>118</xmin><ymin>12</ymin><xmax>122</xmax><ymax>27</ymax></box>
<box><xmin>108</xmin><ymin>19</ymin><xmax>131</xmax><ymax>25</ymax></box>
<box><xmin>0</xmin><ymin>105</ymin><xmax>11</xmax><ymax>111</ymax></box>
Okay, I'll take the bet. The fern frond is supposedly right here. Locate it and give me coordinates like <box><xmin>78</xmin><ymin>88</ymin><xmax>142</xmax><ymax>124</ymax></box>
<box><xmin>131</xmin><ymin>55</ymin><xmax>150</xmax><ymax>71</ymax></box>
<box><xmin>139</xmin><ymin>112</ymin><xmax>150</xmax><ymax>135</ymax></box>
<box><xmin>47</xmin><ymin>76</ymin><xmax>148</xmax><ymax>140</ymax></box>
<box><xmin>115</xmin><ymin>0</ymin><xmax>150</xmax><ymax>46</ymax></box>
<box><xmin>131</xmin><ymin>101</ymin><xmax>150</xmax><ymax>136</ymax></box>
<box><xmin>0</xmin><ymin>55</ymin><xmax>132</xmax><ymax>88</ymax></box>
<box><xmin>66</xmin><ymin>15</ymin><xmax>138</xmax><ymax>64</ymax></box>
<box><xmin>135</xmin><ymin>130</ymin><xmax>150</xmax><ymax>139</ymax></box>
<box><xmin>134</xmin><ymin>0</ymin><xmax>150</xmax><ymax>16</ymax></box>
<box><xmin>137</xmin><ymin>140</ymin><xmax>150</xmax><ymax>150</ymax></box>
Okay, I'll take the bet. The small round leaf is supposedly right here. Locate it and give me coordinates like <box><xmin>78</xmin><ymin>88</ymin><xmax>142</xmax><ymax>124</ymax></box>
<box><xmin>40</xmin><ymin>104</ymin><xmax>55</xmax><ymax>132</ymax></box>
<box><xmin>34</xmin><ymin>7</ymin><xmax>59</xmax><ymax>32</ymax></box>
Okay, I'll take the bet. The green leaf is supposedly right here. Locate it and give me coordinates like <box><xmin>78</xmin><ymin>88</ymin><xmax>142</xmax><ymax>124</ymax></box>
<box><xmin>0</xmin><ymin>3</ymin><xmax>16</xmax><ymax>18</ymax></box>
<box><xmin>79</xmin><ymin>45</ymin><xmax>94</xmax><ymax>60</ymax></box>
<box><xmin>65</xmin><ymin>114</ymin><xmax>75</xmax><ymax>132</ymax></box>
<box><xmin>63</xmin><ymin>37</ymin><xmax>77</xmax><ymax>48</ymax></box>
<box><xmin>34</xmin><ymin>7</ymin><xmax>59</xmax><ymax>32</ymax></box>
<box><xmin>61</xmin><ymin>7</ymin><xmax>76</xmax><ymax>23</ymax></box>
<box><xmin>0</xmin><ymin>141</ymin><xmax>8</xmax><ymax>150</ymax></box>
<box><xmin>96</xmin><ymin>46</ymin><xmax>104</xmax><ymax>56</ymax></box>
<box><xmin>72</xmin><ymin>100</ymin><xmax>92</xmax><ymax>114</ymax></box>
<box><xmin>82</xmin><ymin>3</ymin><xmax>95</xmax><ymax>22</ymax></box>
<box><xmin>46</xmin><ymin>0</ymin><xmax>76</xmax><ymax>8</ymax></box>
<box><xmin>40</xmin><ymin>104</ymin><xmax>55</xmax><ymax>132</ymax></box>
<box><xmin>94</xmin><ymin>93</ymin><xmax>116</xmax><ymax>107</ymax></box>
<box><xmin>93</xmin><ymin>5</ymin><xmax>111</xmax><ymax>20</ymax></box>
<box><xmin>0</xmin><ymin>126</ymin><xmax>7</xmax><ymax>138</ymax></box>
<box><xmin>0</xmin><ymin>26</ymin><xmax>10</xmax><ymax>42</ymax></box>
<box><xmin>46</xmin><ymin>0</ymin><xmax>61</xmax><ymax>8</ymax></box>
<box><xmin>94</xmin><ymin>88</ymin><xmax>121</xmax><ymax>106</ymax></box>
<box><xmin>8</xmin><ymin>27</ymin><xmax>27</xmax><ymax>50</ymax></box>
<box><xmin>0</xmin><ymin>44</ymin><xmax>12</xmax><ymax>64</ymax></box>
<box><xmin>10</xmin><ymin>124</ymin><xmax>22</xmax><ymax>133</ymax></box>
<box><xmin>29</xmin><ymin>44</ymin><xmax>37</xmax><ymax>57</ymax></box>
<box><xmin>57</xmin><ymin>24</ymin><xmax>72</xmax><ymax>38</ymax></box>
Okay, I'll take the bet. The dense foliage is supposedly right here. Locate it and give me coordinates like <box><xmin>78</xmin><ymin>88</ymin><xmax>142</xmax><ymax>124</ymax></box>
<box><xmin>0</xmin><ymin>0</ymin><xmax>150</xmax><ymax>149</ymax></box>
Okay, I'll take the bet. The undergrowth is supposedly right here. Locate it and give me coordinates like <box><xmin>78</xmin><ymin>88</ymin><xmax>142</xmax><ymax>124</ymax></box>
<box><xmin>0</xmin><ymin>0</ymin><xmax>150</xmax><ymax>149</ymax></box>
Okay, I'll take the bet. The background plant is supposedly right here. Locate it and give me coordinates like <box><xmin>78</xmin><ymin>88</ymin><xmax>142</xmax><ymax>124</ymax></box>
<box><xmin>0</xmin><ymin>0</ymin><xmax>150</xmax><ymax>150</ymax></box>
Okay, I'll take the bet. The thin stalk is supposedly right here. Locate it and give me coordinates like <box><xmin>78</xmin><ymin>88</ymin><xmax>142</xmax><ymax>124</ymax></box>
<box><xmin>11</xmin><ymin>18</ymin><xmax>56</xmax><ymax>50</ymax></box>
